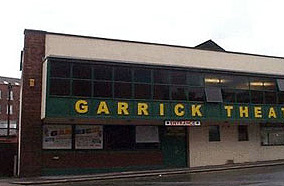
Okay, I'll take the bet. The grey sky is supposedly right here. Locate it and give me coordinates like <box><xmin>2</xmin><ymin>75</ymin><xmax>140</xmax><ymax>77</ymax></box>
<box><xmin>1</xmin><ymin>0</ymin><xmax>284</xmax><ymax>78</ymax></box>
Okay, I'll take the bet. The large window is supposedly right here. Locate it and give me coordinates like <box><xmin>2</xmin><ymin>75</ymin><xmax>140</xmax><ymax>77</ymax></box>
<box><xmin>261</xmin><ymin>126</ymin><xmax>284</xmax><ymax>146</ymax></box>
<box><xmin>43</xmin><ymin>125</ymin><xmax>160</xmax><ymax>150</ymax></box>
<box><xmin>48</xmin><ymin>60</ymin><xmax>282</xmax><ymax>105</ymax></box>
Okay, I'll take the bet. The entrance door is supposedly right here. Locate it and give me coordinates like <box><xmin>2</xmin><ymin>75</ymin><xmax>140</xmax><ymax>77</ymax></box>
<box><xmin>160</xmin><ymin>127</ymin><xmax>187</xmax><ymax>168</ymax></box>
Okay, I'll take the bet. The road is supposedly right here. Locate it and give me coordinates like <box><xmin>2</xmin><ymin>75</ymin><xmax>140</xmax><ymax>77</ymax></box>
<box><xmin>4</xmin><ymin>165</ymin><xmax>284</xmax><ymax>186</ymax></box>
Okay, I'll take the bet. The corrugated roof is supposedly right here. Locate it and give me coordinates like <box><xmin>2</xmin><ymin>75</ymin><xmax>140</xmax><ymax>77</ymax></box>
<box><xmin>0</xmin><ymin>76</ymin><xmax>20</xmax><ymax>86</ymax></box>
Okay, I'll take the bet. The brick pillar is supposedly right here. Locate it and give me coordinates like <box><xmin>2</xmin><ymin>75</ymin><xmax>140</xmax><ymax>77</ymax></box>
<box><xmin>18</xmin><ymin>30</ymin><xmax>46</xmax><ymax>177</ymax></box>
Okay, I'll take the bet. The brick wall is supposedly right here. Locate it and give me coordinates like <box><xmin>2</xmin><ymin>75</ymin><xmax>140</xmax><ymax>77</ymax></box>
<box><xmin>19</xmin><ymin>30</ymin><xmax>46</xmax><ymax>177</ymax></box>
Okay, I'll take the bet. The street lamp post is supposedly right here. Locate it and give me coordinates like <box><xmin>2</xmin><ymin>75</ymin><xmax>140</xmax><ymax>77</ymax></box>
<box><xmin>7</xmin><ymin>83</ymin><xmax>12</xmax><ymax>137</ymax></box>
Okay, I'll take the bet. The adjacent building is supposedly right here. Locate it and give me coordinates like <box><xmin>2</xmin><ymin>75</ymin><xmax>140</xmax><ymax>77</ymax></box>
<box><xmin>19</xmin><ymin>29</ymin><xmax>284</xmax><ymax>177</ymax></box>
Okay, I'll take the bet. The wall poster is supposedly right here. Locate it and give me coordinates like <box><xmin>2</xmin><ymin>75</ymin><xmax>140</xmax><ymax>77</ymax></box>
<box><xmin>136</xmin><ymin>126</ymin><xmax>159</xmax><ymax>143</ymax></box>
<box><xmin>75</xmin><ymin>125</ymin><xmax>103</xmax><ymax>149</ymax></box>
<box><xmin>43</xmin><ymin>125</ymin><xmax>72</xmax><ymax>149</ymax></box>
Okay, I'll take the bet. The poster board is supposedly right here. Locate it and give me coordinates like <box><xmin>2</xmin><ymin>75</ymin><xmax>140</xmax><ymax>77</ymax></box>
<box><xmin>43</xmin><ymin>125</ymin><xmax>72</xmax><ymax>149</ymax></box>
<box><xmin>136</xmin><ymin>126</ymin><xmax>159</xmax><ymax>143</ymax></box>
<box><xmin>75</xmin><ymin>125</ymin><xmax>103</xmax><ymax>149</ymax></box>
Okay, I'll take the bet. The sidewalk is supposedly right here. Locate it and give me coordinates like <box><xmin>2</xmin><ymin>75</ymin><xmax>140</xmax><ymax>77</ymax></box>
<box><xmin>4</xmin><ymin>159</ymin><xmax>284</xmax><ymax>185</ymax></box>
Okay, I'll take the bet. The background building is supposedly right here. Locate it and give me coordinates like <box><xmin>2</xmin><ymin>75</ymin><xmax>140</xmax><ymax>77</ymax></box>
<box><xmin>19</xmin><ymin>29</ymin><xmax>284</xmax><ymax>177</ymax></box>
<box><xmin>0</xmin><ymin>76</ymin><xmax>20</xmax><ymax>176</ymax></box>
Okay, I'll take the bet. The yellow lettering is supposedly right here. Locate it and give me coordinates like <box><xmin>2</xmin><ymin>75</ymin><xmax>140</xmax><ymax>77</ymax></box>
<box><xmin>174</xmin><ymin>104</ymin><xmax>185</xmax><ymax>117</ymax></box>
<box><xmin>224</xmin><ymin>106</ymin><xmax>233</xmax><ymax>117</ymax></box>
<box><xmin>117</xmin><ymin>102</ymin><xmax>129</xmax><ymax>115</ymax></box>
<box><xmin>239</xmin><ymin>106</ymin><xmax>249</xmax><ymax>118</ymax></box>
<box><xmin>138</xmin><ymin>103</ymin><xmax>149</xmax><ymax>116</ymax></box>
<box><xmin>97</xmin><ymin>101</ymin><xmax>110</xmax><ymax>115</ymax></box>
<box><xmin>254</xmin><ymin>107</ymin><xmax>262</xmax><ymax>118</ymax></box>
<box><xmin>268</xmin><ymin>107</ymin><xmax>277</xmax><ymax>118</ymax></box>
<box><xmin>192</xmin><ymin>105</ymin><xmax>202</xmax><ymax>117</ymax></box>
<box><xmin>159</xmin><ymin>103</ymin><xmax>164</xmax><ymax>116</ymax></box>
<box><xmin>75</xmin><ymin>100</ymin><xmax>88</xmax><ymax>114</ymax></box>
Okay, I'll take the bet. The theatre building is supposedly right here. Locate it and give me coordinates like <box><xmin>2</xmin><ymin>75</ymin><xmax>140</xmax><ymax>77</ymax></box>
<box><xmin>19</xmin><ymin>29</ymin><xmax>284</xmax><ymax>176</ymax></box>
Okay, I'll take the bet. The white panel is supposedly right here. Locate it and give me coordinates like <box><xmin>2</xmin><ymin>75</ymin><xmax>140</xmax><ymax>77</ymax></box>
<box><xmin>46</xmin><ymin>34</ymin><xmax>284</xmax><ymax>76</ymax></box>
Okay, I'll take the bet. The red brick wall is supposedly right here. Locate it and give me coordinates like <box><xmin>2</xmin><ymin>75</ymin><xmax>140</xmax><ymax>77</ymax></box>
<box><xmin>42</xmin><ymin>151</ymin><xmax>163</xmax><ymax>169</ymax></box>
<box><xmin>19</xmin><ymin>30</ymin><xmax>46</xmax><ymax>177</ymax></box>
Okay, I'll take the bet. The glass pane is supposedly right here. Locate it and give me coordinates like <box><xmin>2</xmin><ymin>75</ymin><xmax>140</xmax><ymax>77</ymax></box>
<box><xmin>72</xmin><ymin>80</ymin><xmax>92</xmax><ymax>97</ymax></box>
<box><xmin>205</xmin><ymin>87</ymin><xmax>223</xmax><ymax>102</ymax></box>
<box><xmin>114</xmin><ymin>67</ymin><xmax>132</xmax><ymax>82</ymax></box>
<box><xmin>154</xmin><ymin>69</ymin><xmax>169</xmax><ymax>84</ymax></box>
<box><xmin>50</xmin><ymin>62</ymin><xmax>70</xmax><ymax>78</ymax></box>
<box><xmin>209</xmin><ymin>125</ymin><xmax>220</xmax><ymax>141</ymax></box>
<box><xmin>277</xmin><ymin>79</ymin><xmax>284</xmax><ymax>91</ymax></box>
<box><xmin>222</xmin><ymin>89</ymin><xmax>236</xmax><ymax>103</ymax></box>
<box><xmin>134</xmin><ymin>84</ymin><xmax>151</xmax><ymax>99</ymax></box>
<box><xmin>278</xmin><ymin>92</ymin><xmax>284</xmax><ymax>104</ymax></box>
<box><xmin>93</xmin><ymin>82</ymin><xmax>112</xmax><ymax>98</ymax></box>
<box><xmin>93</xmin><ymin>65</ymin><xmax>112</xmax><ymax>80</ymax></box>
<box><xmin>238</xmin><ymin>125</ymin><xmax>248</xmax><ymax>141</ymax></box>
<box><xmin>188</xmin><ymin>73</ymin><xmax>204</xmax><ymax>86</ymax></box>
<box><xmin>236</xmin><ymin>90</ymin><xmax>250</xmax><ymax>103</ymax></box>
<box><xmin>153</xmin><ymin>85</ymin><xmax>169</xmax><ymax>100</ymax></box>
<box><xmin>251</xmin><ymin>90</ymin><xmax>263</xmax><ymax>104</ymax></box>
<box><xmin>222</xmin><ymin>76</ymin><xmax>249</xmax><ymax>89</ymax></box>
<box><xmin>50</xmin><ymin>79</ymin><xmax>70</xmax><ymax>96</ymax></box>
<box><xmin>264</xmin><ymin>91</ymin><xmax>276</xmax><ymax>104</ymax></box>
<box><xmin>134</xmin><ymin>69</ymin><xmax>151</xmax><ymax>83</ymax></box>
<box><xmin>171</xmin><ymin>86</ymin><xmax>187</xmax><ymax>100</ymax></box>
<box><xmin>204</xmin><ymin>74</ymin><xmax>222</xmax><ymax>86</ymax></box>
<box><xmin>0</xmin><ymin>129</ymin><xmax>7</xmax><ymax>136</ymax></box>
<box><xmin>250</xmin><ymin>78</ymin><xmax>276</xmax><ymax>91</ymax></box>
<box><xmin>188</xmin><ymin>88</ymin><xmax>205</xmax><ymax>102</ymax></box>
<box><xmin>171</xmin><ymin>71</ymin><xmax>187</xmax><ymax>85</ymax></box>
<box><xmin>114</xmin><ymin>82</ymin><xmax>132</xmax><ymax>98</ymax></box>
<box><xmin>73</xmin><ymin>64</ymin><xmax>92</xmax><ymax>79</ymax></box>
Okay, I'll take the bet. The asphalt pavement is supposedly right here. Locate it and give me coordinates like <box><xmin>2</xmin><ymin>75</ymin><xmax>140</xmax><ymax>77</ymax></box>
<box><xmin>3</xmin><ymin>164</ymin><xmax>284</xmax><ymax>186</ymax></box>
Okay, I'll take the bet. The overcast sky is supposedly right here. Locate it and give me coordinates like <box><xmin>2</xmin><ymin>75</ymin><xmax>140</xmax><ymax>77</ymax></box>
<box><xmin>1</xmin><ymin>0</ymin><xmax>284</xmax><ymax>78</ymax></box>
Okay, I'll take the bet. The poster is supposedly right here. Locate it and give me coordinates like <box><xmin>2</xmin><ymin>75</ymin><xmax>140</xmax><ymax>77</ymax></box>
<box><xmin>42</xmin><ymin>125</ymin><xmax>72</xmax><ymax>149</ymax></box>
<box><xmin>75</xmin><ymin>125</ymin><xmax>103</xmax><ymax>149</ymax></box>
<box><xmin>136</xmin><ymin>126</ymin><xmax>159</xmax><ymax>143</ymax></box>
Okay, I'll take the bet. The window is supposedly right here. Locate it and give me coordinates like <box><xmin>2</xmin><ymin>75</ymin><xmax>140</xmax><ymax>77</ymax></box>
<box><xmin>104</xmin><ymin>125</ymin><xmax>135</xmax><ymax>150</ymax></box>
<box><xmin>277</xmin><ymin>79</ymin><xmax>284</xmax><ymax>91</ymax></box>
<box><xmin>75</xmin><ymin>125</ymin><xmax>103</xmax><ymax>149</ymax></box>
<box><xmin>6</xmin><ymin>105</ymin><xmax>12</xmax><ymax>115</ymax></box>
<box><xmin>134</xmin><ymin>84</ymin><xmax>151</xmax><ymax>99</ymax></box>
<box><xmin>250</xmin><ymin>78</ymin><xmax>276</xmax><ymax>91</ymax></box>
<box><xmin>114</xmin><ymin>82</ymin><xmax>132</xmax><ymax>98</ymax></box>
<box><xmin>171</xmin><ymin>71</ymin><xmax>187</xmax><ymax>85</ymax></box>
<box><xmin>261</xmin><ymin>126</ymin><xmax>284</xmax><ymax>146</ymax></box>
<box><xmin>209</xmin><ymin>125</ymin><xmax>220</xmax><ymax>141</ymax></box>
<box><xmin>135</xmin><ymin>126</ymin><xmax>160</xmax><ymax>149</ymax></box>
<box><xmin>264</xmin><ymin>91</ymin><xmax>277</xmax><ymax>104</ymax></box>
<box><xmin>238</xmin><ymin>125</ymin><xmax>248</xmax><ymax>141</ymax></box>
<box><xmin>50</xmin><ymin>79</ymin><xmax>70</xmax><ymax>96</ymax></box>
<box><xmin>94</xmin><ymin>65</ymin><xmax>112</xmax><ymax>80</ymax></box>
<box><xmin>222</xmin><ymin>89</ymin><xmax>236</xmax><ymax>103</ymax></box>
<box><xmin>114</xmin><ymin>67</ymin><xmax>132</xmax><ymax>82</ymax></box>
<box><xmin>171</xmin><ymin>86</ymin><xmax>187</xmax><ymax>100</ymax></box>
<box><xmin>93</xmin><ymin>82</ymin><xmax>112</xmax><ymax>98</ymax></box>
<box><xmin>188</xmin><ymin>73</ymin><xmax>203</xmax><ymax>86</ymax></box>
<box><xmin>251</xmin><ymin>91</ymin><xmax>263</xmax><ymax>104</ymax></box>
<box><xmin>10</xmin><ymin>91</ymin><xmax>13</xmax><ymax>100</ymax></box>
<box><xmin>50</xmin><ymin>62</ymin><xmax>70</xmax><ymax>78</ymax></box>
<box><xmin>153</xmin><ymin>85</ymin><xmax>169</xmax><ymax>100</ymax></box>
<box><xmin>73</xmin><ymin>64</ymin><xmax>92</xmax><ymax>79</ymax></box>
<box><xmin>188</xmin><ymin>88</ymin><xmax>205</xmax><ymax>102</ymax></box>
<box><xmin>278</xmin><ymin>92</ymin><xmax>284</xmax><ymax>104</ymax></box>
<box><xmin>134</xmin><ymin>69</ymin><xmax>151</xmax><ymax>83</ymax></box>
<box><xmin>0</xmin><ymin>90</ymin><xmax>1</xmax><ymax>99</ymax></box>
<box><xmin>236</xmin><ymin>90</ymin><xmax>250</xmax><ymax>103</ymax></box>
<box><xmin>205</xmin><ymin>87</ymin><xmax>223</xmax><ymax>103</ymax></box>
<box><xmin>154</xmin><ymin>69</ymin><xmax>169</xmax><ymax>84</ymax></box>
<box><xmin>72</xmin><ymin>80</ymin><xmax>92</xmax><ymax>97</ymax></box>
<box><xmin>0</xmin><ymin>105</ymin><xmax>1</xmax><ymax>114</ymax></box>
